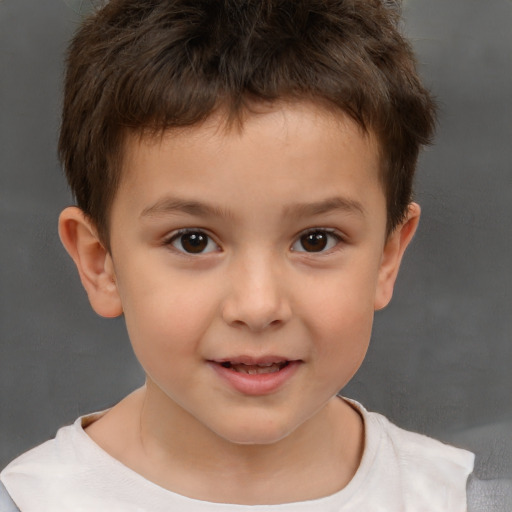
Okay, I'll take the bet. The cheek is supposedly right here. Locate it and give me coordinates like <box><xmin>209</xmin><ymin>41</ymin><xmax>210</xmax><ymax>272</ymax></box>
<box><xmin>118</xmin><ymin>275</ymin><xmax>218</xmax><ymax>368</ymax></box>
<box><xmin>318</xmin><ymin>299</ymin><xmax>373</xmax><ymax>362</ymax></box>
<box><xmin>311</xmin><ymin>301</ymin><xmax>373</xmax><ymax>393</ymax></box>
<box><xmin>301</xmin><ymin>272</ymin><xmax>376</xmax><ymax>366</ymax></box>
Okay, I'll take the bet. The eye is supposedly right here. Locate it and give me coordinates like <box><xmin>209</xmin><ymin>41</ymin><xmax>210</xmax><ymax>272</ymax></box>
<box><xmin>291</xmin><ymin>229</ymin><xmax>342</xmax><ymax>253</ymax></box>
<box><xmin>167</xmin><ymin>230</ymin><xmax>219</xmax><ymax>254</ymax></box>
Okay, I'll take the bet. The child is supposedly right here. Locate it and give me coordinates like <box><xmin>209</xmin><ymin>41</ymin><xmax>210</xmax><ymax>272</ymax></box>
<box><xmin>1</xmin><ymin>0</ymin><xmax>475</xmax><ymax>510</ymax></box>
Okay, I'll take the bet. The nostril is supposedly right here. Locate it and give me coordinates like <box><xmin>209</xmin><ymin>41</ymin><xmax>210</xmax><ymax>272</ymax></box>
<box><xmin>221</xmin><ymin>291</ymin><xmax>292</xmax><ymax>332</ymax></box>
<box><xmin>229</xmin><ymin>317</ymin><xmax>284</xmax><ymax>332</ymax></box>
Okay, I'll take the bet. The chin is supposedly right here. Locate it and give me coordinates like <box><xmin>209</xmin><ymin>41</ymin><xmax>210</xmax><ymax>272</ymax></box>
<box><xmin>213</xmin><ymin>417</ymin><xmax>299</xmax><ymax>446</ymax></box>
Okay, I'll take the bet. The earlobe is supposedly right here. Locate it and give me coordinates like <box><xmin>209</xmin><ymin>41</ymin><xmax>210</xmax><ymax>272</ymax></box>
<box><xmin>374</xmin><ymin>203</ymin><xmax>420</xmax><ymax>311</ymax></box>
<box><xmin>58</xmin><ymin>207</ymin><xmax>123</xmax><ymax>318</ymax></box>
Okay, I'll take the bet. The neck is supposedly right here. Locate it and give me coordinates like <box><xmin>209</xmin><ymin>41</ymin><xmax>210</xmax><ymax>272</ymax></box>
<box><xmin>85</xmin><ymin>384</ymin><xmax>364</xmax><ymax>505</ymax></box>
<box><xmin>132</xmin><ymin>382</ymin><xmax>364</xmax><ymax>504</ymax></box>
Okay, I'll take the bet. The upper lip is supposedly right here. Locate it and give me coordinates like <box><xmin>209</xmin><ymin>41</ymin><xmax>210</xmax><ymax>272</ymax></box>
<box><xmin>209</xmin><ymin>355</ymin><xmax>299</xmax><ymax>365</ymax></box>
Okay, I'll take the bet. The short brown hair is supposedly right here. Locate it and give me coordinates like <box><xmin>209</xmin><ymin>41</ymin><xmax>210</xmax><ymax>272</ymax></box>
<box><xmin>59</xmin><ymin>0</ymin><xmax>436</xmax><ymax>244</ymax></box>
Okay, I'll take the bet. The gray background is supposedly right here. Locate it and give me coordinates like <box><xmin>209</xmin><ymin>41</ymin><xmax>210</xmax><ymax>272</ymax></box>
<box><xmin>1</xmin><ymin>0</ymin><xmax>511</xmax><ymax>477</ymax></box>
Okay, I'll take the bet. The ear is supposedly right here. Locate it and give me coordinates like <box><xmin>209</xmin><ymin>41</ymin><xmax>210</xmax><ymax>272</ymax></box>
<box><xmin>58</xmin><ymin>207</ymin><xmax>123</xmax><ymax>318</ymax></box>
<box><xmin>374</xmin><ymin>203</ymin><xmax>420</xmax><ymax>311</ymax></box>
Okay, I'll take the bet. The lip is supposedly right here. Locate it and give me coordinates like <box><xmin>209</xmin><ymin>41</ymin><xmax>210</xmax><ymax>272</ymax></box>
<box><xmin>213</xmin><ymin>355</ymin><xmax>293</xmax><ymax>366</ymax></box>
<box><xmin>208</xmin><ymin>357</ymin><xmax>302</xmax><ymax>396</ymax></box>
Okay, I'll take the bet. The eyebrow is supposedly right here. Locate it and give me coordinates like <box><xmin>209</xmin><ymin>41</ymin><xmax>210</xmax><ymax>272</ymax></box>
<box><xmin>140</xmin><ymin>197</ymin><xmax>233</xmax><ymax>220</ymax></box>
<box><xmin>283</xmin><ymin>196</ymin><xmax>366</xmax><ymax>218</ymax></box>
<box><xmin>140</xmin><ymin>195</ymin><xmax>365</xmax><ymax>220</ymax></box>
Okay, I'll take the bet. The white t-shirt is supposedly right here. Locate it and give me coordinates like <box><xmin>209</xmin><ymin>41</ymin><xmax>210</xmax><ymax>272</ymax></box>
<box><xmin>0</xmin><ymin>400</ymin><xmax>474</xmax><ymax>512</ymax></box>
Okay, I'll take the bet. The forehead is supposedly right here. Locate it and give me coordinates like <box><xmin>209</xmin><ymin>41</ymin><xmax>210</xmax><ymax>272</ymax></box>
<box><xmin>115</xmin><ymin>102</ymin><xmax>384</xmax><ymax>220</ymax></box>
<box><xmin>123</xmin><ymin>101</ymin><xmax>380</xmax><ymax>171</ymax></box>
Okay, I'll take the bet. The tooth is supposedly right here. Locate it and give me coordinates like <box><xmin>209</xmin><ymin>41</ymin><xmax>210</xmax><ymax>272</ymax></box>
<box><xmin>225</xmin><ymin>361</ymin><xmax>291</xmax><ymax>374</ymax></box>
<box><xmin>260</xmin><ymin>366</ymin><xmax>279</xmax><ymax>374</ymax></box>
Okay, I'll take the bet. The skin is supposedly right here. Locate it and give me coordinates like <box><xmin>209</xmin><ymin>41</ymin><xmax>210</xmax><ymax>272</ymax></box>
<box><xmin>59</xmin><ymin>102</ymin><xmax>420</xmax><ymax>504</ymax></box>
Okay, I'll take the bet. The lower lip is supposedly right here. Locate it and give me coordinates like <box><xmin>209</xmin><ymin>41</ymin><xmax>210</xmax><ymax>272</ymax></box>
<box><xmin>209</xmin><ymin>361</ymin><xmax>301</xmax><ymax>396</ymax></box>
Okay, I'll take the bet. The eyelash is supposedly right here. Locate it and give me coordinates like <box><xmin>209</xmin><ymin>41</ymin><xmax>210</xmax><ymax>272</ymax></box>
<box><xmin>163</xmin><ymin>228</ymin><xmax>345</xmax><ymax>255</ymax></box>
<box><xmin>164</xmin><ymin>229</ymin><xmax>220</xmax><ymax>255</ymax></box>
<box><xmin>290</xmin><ymin>228</ymin><xmax>344</xmax><ymax>254</ymax></box>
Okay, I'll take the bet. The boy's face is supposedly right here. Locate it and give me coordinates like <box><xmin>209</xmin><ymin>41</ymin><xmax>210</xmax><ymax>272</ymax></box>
<box><xmin>65</xmin><ymin>103</ymin><xmax>417</xmax><ymax>446</ymax></box>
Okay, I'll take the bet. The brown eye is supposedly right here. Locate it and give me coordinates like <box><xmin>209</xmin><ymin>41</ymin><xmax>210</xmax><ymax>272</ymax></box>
<box><xmin>170</xmin><ymin>231</ymin><xmax>218</xmax><ymax>254</ymax></box>
<box><xmin>300</xmin><ymin>231</ymin><xmax>328</xmax><ymax>252</ymax></box>
<box><xmin>292</xmin><ymin>230</ymin><xmax>341</xmax><ymax>253</ymax></box>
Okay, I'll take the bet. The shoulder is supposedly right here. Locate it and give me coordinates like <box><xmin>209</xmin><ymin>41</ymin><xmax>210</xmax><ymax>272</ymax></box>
<box><xmin>347</xmin><ymin>399</ymin><xmax>474</xmax><ymax>511</ymax></box>
<box><xmin>0</xmin><ymin>425</ymin><xmax>72</xmax><ymax>512</ymax></box>
<box><xmin>376</xmin><ymin>411</ymin><xmax>475</xmax><ymax>472</ymax></box>
<box><xmin>348</xmin><ymin>399</ymin><xmax>475</xmax><ymax>477</ymax></box>
<box><xmin>0</xmin><ymin>413</ymin><xmax>107</xmax><ymax>512</ymax></box>
<box><xmin>376</xmin><ymin>410</ymin><xmax>473</xmax><ymax>486</ymax></box>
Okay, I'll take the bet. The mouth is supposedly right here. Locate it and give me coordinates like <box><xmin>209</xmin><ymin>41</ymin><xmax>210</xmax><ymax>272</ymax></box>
<box><xmin>209</xmin><ymin>357</ymin><xmax>301</xmax><ymax>395</ymax></box>
<box><xmin>218</xmin><ymin>361</ymin><xmax>291</xmax><ymax>375</ymax></box>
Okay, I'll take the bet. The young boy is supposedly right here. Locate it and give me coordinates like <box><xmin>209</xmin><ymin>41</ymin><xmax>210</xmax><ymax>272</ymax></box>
<box><xmin>0</xmin><ymin>0</ymin><xmax>475</xmax><ymax>510</ymax></box>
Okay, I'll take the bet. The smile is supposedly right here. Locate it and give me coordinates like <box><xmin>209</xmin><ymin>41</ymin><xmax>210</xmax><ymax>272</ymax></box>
<box><xmin>219</xmin><ymin>361</ymin><xmax>290</xmax><ymax>374</ymax></box>
<box><xmin>209</xmin><ymin>357</ymin><xmax>301</xmax><ymax>395</ymax></box>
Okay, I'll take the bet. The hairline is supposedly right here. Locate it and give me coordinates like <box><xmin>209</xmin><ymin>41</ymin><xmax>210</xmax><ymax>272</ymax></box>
<box><xmin>97</xmin><ymin>98</ymin><xmax>389</xmax><ymax>249</ymax></box>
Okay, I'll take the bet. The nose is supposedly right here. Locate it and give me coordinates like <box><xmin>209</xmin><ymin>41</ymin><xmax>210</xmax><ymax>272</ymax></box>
<box><xmin>221</xmin><ymin>252</ymin><xmax>292</xmax><ymax>332</ymax></box>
